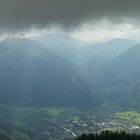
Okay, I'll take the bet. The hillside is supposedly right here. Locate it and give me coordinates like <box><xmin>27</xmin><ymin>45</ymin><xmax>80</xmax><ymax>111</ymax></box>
<box><xmin>33</xmin><ymin>34</ymin><xmax>137</xmax><ymax>79</ymax></box>
<box><xmin>0</xmin><ymin>38</ymin><xmax>92</xmax><ymax>108</ymax></box>
<box><xmin>85</xmin><ymin>39</ymin><xmax>137</xmax><ymax>77</ymax></box>
<box><xmin>92</xmin><ymin>44</ymin><xmax>140</xmax><ymax>108</ymax></box>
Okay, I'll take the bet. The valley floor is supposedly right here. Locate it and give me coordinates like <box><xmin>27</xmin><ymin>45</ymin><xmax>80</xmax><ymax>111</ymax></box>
<box><xmin>0</xmin><ymin>104</ymin><xmax>139</xmax><ymax>140</ymax></box>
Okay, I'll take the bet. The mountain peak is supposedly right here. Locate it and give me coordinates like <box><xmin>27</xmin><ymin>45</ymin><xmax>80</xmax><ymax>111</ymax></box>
<box><xmin>1</xmin><ymin>37</ymin><xmax>41</xmax><ymax>48</ymax></box>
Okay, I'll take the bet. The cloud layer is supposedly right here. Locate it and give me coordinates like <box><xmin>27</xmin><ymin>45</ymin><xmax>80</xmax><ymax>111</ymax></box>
<box><xmin>0</xmin><ymin>0</ymin><xmax>140</xmax><ymax>32</ymax></box>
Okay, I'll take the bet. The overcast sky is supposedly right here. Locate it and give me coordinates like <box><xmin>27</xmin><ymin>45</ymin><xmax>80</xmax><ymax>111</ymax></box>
<box><xmin>0</xmin><ymin>0</ymin><xmax>140</xmax><ymax>42</ymax></box>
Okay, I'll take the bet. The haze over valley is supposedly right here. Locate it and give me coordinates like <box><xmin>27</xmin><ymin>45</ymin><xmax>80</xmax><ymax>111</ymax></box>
<box><xmin>1</xmin><ymin>0</ymin><xmax>140</xmax><ymax>140</ymax></box>
<box><xmin>0</xmin><ymin>34</ymin><xmax>139</xmax><ymax>139</ymax></box>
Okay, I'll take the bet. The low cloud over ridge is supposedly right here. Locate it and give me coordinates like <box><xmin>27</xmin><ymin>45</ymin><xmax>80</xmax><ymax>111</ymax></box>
<box><xmin>0</xmin><ymin>0</ymin><xmax>140</xmax><ymax>32</ymax></box>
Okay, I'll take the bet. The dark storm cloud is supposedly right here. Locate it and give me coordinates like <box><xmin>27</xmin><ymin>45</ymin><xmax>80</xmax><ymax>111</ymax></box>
<box><xmin>0</xmin><ymin>0</ymin><xmax>140</xmax><ymax>31</ymax></box>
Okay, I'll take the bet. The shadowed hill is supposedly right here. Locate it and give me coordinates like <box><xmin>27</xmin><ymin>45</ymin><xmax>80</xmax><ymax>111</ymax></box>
<box><xmin>0</xmin><ymin>38</ymin><xmax>92</xmax><ymax>108</ymax></box>
<box><xmin>92</xmin><ymin>44</ymin><xmax>140</xmax><ymax>107</ymax></box>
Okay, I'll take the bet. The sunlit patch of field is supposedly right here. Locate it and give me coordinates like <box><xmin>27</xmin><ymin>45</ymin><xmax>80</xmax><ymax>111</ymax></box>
<box><xmin>116</xmin><ymin>111</ymin><xmax>140</xmax><ymax>124</ymax></box>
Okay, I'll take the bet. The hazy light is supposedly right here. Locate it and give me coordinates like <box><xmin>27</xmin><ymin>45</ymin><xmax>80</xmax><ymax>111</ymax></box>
<box><xmin>0</xmin><ymin>21</ymin><xmax>140</xmax><ymax>43</ymax></box>
<box><xmin>70</xmin><ymin>22</ymin><xmax>134</xmax><ymax>43</ymax></box>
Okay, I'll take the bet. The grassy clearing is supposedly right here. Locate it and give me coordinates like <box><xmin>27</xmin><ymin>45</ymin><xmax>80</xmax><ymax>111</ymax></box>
<box><xmin>0</xmin><ymin>104</ymin><xmax>64</xmax><ymax>117</ymax></box>
<box><xmin>0</xmin><ymin>104</ymin><xmax>65</xmax><ymax>129</ymax></box>
<box><xmin>44</xmin><ymin>108</ymin><xmax>64</xmax><ymax>117</ymax></box>
<box><xmin>116</xmin><ymin>111</ymin><xmax>140</xmax><ymax>124</ymax></box>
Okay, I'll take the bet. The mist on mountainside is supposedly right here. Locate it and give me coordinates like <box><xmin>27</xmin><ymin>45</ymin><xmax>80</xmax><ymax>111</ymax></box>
<box><xmin>0</xmin><ymin>34</ymin><xmax>140</xmax><ymax>139</ymax></box>
<box><xmin>1</xmin><ymin>0</ymin><xmax>140</xmax><ymax>139</ymax></box>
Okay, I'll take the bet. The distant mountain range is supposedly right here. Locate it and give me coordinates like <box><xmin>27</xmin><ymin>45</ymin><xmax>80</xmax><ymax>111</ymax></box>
<box><xmin>91</xmin><ymin>44</ymin><xmax>140</xmax><ymax>108</ymax></box>
<box><xmin>0</xmin><ymin>34</ymin><xmax>139</xmax><ymax>109</ymax></box>
<box><xmin>84</xmin><ymin>39</ymin><xmax>137</xmax><ymax>75</ymax></box>
<box><xmin>33</xmin><ymin>34</ymin><xmax>137</xmax><ymax>76</ymax></box>
<box><xmin>0</xmin><ymin>37</ymin><xmax>92</xmax><ymax>108</ymax></box>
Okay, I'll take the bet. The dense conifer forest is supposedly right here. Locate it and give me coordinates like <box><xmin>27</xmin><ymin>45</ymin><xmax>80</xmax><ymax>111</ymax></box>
<box><xmin>75</xmin><ymin>131</ymin><xmax>140</xmax><ymax>140</ymax></box>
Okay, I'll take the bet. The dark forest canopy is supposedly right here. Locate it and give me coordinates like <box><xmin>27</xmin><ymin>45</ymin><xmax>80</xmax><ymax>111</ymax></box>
<box><xmin>75</xmin><ymin>131</ymin><xmax>140</xmax><ymax>140</ymax></box>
